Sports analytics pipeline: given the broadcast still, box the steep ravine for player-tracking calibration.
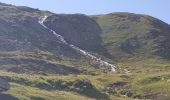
[38,16,116,72]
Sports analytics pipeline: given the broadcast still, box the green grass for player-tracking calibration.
[93,12,170,60]
[5,83,93,100]
[1,5,170,99]
[0,69,132,100]
[1,51,170,100]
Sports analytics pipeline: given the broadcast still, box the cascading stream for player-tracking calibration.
[38,16,116,72]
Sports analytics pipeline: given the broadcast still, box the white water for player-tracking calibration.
[38,16,116,72]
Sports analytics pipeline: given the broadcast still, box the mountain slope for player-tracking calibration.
[0,2,170,100]
[93,12,170,60]
[92,12,170,100]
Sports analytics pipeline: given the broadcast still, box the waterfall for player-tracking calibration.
[38,16,116,72]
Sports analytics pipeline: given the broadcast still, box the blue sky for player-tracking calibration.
[0,0,169,24]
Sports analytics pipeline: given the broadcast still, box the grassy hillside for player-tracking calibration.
[93,12,170,100]
[0,3,114,99]
[0,2,170,100]
[93,12,170,60]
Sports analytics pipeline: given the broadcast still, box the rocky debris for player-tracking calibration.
[0,78,10,92]
[106,81,142,99]
[107,81,128,91]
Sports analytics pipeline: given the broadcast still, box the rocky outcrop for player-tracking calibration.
[43,14,103,51]
[0,78,10,92]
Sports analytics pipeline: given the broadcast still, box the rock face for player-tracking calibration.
[0,78,10,92]
[39,16,116,72]
[44,14,104,52]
